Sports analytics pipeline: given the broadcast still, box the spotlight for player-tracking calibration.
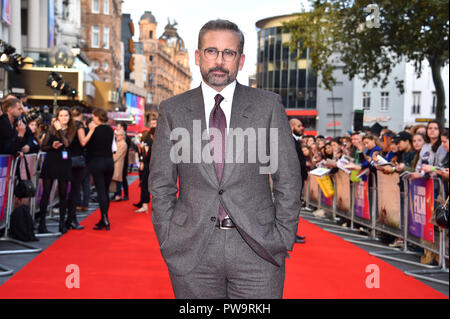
[46,71,77,99]
[0,41,25,73]
[61,84,77,98]
[46,72,65,91]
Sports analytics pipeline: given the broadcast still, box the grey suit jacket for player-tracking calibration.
[149,82,302,275]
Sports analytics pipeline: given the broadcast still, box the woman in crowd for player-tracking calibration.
[411,124,427,137]
[361,135,382,172]
[77,115,92,212]
[301,145,314,172]
[395,132,426,173]
[133,129,153,213]
[111,129,127,202]
[322,142,334,160]
[65,106,90,231]
[38,107,76,234]
[413,120,447,178]
[435,128,449,197]
[22,119,41,154]
[84,108,114,230]
[411,121,447,264]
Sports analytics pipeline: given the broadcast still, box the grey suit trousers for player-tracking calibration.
[168,226,285,299]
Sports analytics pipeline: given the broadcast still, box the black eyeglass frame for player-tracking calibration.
[202,47,239,62]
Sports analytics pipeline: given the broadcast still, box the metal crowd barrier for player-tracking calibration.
[304,168,449,286]
[0,154,42,259]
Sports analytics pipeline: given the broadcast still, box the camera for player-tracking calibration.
[18,106,41,124]
[17,105,52,126]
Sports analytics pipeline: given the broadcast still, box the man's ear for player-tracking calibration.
[238,53,245,71]
[195,49,200,66]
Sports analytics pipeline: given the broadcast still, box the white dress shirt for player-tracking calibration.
[201,80,236,136]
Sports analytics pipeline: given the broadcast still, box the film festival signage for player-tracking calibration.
[408,178,434,242]
[354,179,370,220]
[0,155,11,221]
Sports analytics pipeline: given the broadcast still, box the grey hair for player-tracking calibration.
[198,19,244,53]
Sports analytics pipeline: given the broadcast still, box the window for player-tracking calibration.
[327,97,343,102]
[91,60,99,71]
[149,31,153,39]
[362,92,371,110]
[380,92,389,111]
[103,27,109,49]
[103,0,109,15]
[103,61,109,71]
[412,91,421,114]
[431,91,437,114]
[92,0,100,13]
[92,25,100,48]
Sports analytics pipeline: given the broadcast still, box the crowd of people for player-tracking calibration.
[0,95,156,235]
[1,93,448,264]
[291,119,449,265]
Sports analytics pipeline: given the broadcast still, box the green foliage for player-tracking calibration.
[283,0,449,123]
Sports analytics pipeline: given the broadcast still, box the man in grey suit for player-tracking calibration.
[149,19,302,299]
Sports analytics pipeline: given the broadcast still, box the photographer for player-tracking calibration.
[0,98,27,156]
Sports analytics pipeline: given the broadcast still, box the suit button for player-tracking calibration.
[210,217,216,222]
[218,189,224,195]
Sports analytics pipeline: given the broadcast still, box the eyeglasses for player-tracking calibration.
[203,47,238,62]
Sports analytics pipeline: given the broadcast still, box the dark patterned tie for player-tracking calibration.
[209,94,227,222]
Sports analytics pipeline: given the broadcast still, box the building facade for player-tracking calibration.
[257,13,449,136]
[80,0,122,92]
[256,14,318,134]
[138,11,191,110]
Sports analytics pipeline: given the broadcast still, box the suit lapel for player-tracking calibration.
[186,86,220,187]
[186,83,252,187]
[220,82,251,186]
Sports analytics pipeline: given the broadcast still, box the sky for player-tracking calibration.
[121,0,309,89]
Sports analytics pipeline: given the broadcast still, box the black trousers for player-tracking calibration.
[139,168,150,204]
[121,158,129,197]
[88,157,114,218]
[39,179,69,225]
[67,166,89,223]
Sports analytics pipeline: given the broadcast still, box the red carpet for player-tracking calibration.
[0,180,447,299]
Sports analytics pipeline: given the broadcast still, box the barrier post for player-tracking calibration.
[0,155,42,256]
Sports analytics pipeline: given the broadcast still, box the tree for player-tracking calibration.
[283,0,449,125]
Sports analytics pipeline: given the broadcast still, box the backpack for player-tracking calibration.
[10,205,39,242]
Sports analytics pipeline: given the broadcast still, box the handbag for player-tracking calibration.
[435,196,449,229]
[14,156,36,199]
[71,155,86,168]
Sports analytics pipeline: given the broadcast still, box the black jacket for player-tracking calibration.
[0,113,27,156]
[293,136,308,184]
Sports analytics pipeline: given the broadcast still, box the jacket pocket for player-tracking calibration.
[256,204,276,225]
[170,211,188,227]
